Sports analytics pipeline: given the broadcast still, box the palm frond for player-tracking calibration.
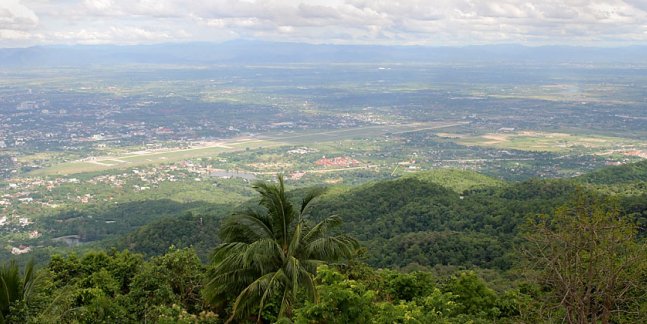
[242,238,284,271]
[204,267,261,304]
[306,235,359,261]
[210,242,250,264]
[228,270,286,322]
[221,210,274,243]
[0,260,20,314]
[300,187,327,215]
[207,175,359,322]
[21,259,38,303]
[302,215,343,244]
[0,259,40,321]
[278,286,292,319]
[256,270,287,321]
[285,257,300,301]
[254,175,295,247]
[287,222,302,257]
[299,259,324,275]
[298,266,318,304]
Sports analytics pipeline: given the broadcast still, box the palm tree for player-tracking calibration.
[205,175,359,322]
[0,259,38,323]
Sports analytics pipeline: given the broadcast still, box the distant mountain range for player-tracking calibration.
[1,40,647,67]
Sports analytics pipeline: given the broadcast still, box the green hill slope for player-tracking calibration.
[309,176,578,270]
[103,163,646,271]
[577,160,647,185]
[403,169,506,193]
[575,160,647,195]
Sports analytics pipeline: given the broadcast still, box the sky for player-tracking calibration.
[1,0,647,47]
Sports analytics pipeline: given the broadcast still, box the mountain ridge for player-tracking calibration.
[2,40,647,67]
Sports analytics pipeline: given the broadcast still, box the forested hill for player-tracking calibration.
[309,176,575,270]
[577,159,647,185]
[3,163,646,323]
[109,165,647,271]
[575,159,647,195]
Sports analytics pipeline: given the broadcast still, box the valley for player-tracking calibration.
[0,60,646,323]
[2,62,647,262]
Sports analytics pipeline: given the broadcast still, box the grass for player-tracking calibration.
[30,139,282,176]
[441,131,641,153]
[16,152,66,163]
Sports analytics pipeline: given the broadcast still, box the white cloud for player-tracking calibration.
[625,0,647,11]
[83,0,113,11]
[5,0,647,46]
[51,26,183,44]
[0,0,39,30]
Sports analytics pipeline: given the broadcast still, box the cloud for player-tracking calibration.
[298,4,342,20]
[624,0,647,11]
[0,0,39,30]
[51,26,185,44]
[3,0,647,46]
[539,5,580,20]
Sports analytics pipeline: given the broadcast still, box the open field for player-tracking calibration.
[29,139,280,176]
[31,121,465,176]
[439,131,643,153]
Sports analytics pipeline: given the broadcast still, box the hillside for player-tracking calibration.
[309,177,578,270]
[402,169,505,193]
[575,160,647,195]
[104,163,646,271]
[3,162,646,323]
[577,160,647,185]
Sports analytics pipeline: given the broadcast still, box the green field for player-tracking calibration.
[29,139,280,176]
[440,131,642,153]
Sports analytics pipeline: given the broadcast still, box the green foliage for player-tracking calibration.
[5,161,647,323]
[577,159,647,185]
[42,199,209,244]
[576,160,647,195]
[294,265,375,324]
[310,177,579,270]
[127,247,206,320]
[37,250,142,323]
[35,248,210,323]
[522,192,647,323]
[44,162,647,275]
[372,301,425,324]
[154,304,221,324]
[378,270,435,302]
[114,208,230,260]
[204,175,359,322]
[294,265,524,324]
[404,169,505,193]
[444,271,499,318]
[126,263,178,320]
[0,259,40,323]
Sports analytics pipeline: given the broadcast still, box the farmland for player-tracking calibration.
[441,131,645,153]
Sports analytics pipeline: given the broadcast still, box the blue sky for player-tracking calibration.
[1,0,647,47]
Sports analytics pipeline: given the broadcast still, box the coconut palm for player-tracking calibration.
[205,175,359,322]
[0,259,38,324]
